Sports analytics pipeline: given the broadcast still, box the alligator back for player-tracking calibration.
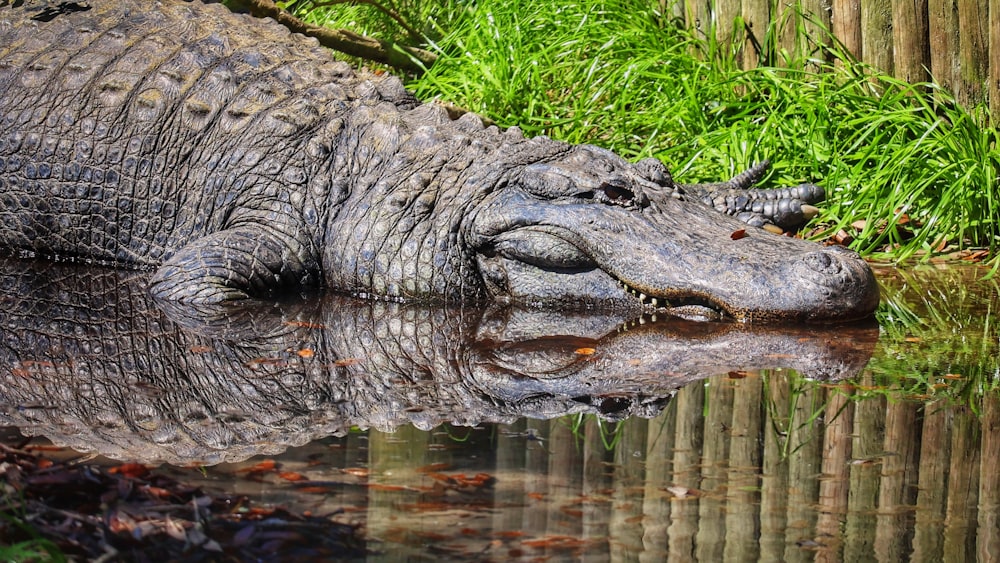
[0,0,409,266]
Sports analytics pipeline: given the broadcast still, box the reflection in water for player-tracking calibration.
[0,258,875,464]
[1,260,997,560]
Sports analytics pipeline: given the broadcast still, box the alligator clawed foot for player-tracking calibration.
[676,161,825,232]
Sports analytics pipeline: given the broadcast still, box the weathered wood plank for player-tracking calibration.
[860,0,893,74]
[892,0,931,83]
[677,0,994,116]
[992,0,1000,118]
[956,0,989,107]
[740,0,770,67]
[832,0,862,59]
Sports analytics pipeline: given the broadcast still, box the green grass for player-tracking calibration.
[292,0,1000,267]
[0,513,66,563]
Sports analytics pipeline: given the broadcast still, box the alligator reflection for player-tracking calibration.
[0,259,877,465]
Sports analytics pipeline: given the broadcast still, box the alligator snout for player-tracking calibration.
[793,245,880,322]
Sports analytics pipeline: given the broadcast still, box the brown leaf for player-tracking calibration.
[246,460,277,472]
[416,462,452,474]
[730,229,747,240]
[296,485,337,494]
[109,463,150,479]
[833,229,854,245]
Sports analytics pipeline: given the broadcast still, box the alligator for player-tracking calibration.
[0,0,880,322]
[0,258,878,464]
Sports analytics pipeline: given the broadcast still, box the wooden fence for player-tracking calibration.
[664,0,1000,117]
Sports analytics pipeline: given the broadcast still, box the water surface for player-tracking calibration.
[0,259,996,560]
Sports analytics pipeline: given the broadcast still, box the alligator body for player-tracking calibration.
[0,0,879,321]
[0,259,877,464]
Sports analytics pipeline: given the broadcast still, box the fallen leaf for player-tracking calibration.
[833,229,854,245]
[575,347,596,355]
[109,463,149,479]
[238,460,277,473]
[296,348,315,358]
[366,483,410,492]
[730,229,747,240]
[295,485,336,494]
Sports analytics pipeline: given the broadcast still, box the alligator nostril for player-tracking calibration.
[803,250,841,274]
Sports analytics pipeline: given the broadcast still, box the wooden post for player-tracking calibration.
[978,394,1000,562]
[911,403,952,561]
[943,407,982,562]
[724,374,763,562]
[956,0,989,107]
[814,389,854,563]
[843,392,886,562]
[992,0,1000,119]
[892,0,931,84]
[928,0,960,95]
[832,0,862,59]
[741,0,771,68]
[696,377,734,562]
[861,0,894,75]
[874,400,922,561]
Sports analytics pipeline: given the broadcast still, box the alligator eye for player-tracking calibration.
[601,183,634,202]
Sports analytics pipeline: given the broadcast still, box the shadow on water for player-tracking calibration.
[0,258,996,560]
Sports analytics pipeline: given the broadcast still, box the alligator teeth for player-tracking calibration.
[650,297,658,307]
[639,292,647,302]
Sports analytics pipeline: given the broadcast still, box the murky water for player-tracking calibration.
[1,259,997,560]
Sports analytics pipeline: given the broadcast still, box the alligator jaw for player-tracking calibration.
[476,229,734,322]
[616,279,730,322]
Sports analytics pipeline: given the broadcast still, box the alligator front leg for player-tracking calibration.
[149,226,318,303]
[676,161,824,231]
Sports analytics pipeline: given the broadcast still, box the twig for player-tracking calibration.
[232,0,436,74]
[311,0,424,44]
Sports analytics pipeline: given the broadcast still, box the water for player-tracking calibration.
[0,259,997,560]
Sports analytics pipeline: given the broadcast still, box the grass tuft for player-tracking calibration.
[295,0,1000,266]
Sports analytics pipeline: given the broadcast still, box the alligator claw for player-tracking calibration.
[678,162,824,231]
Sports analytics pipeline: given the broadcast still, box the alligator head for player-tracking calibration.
[468,145,880,322]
